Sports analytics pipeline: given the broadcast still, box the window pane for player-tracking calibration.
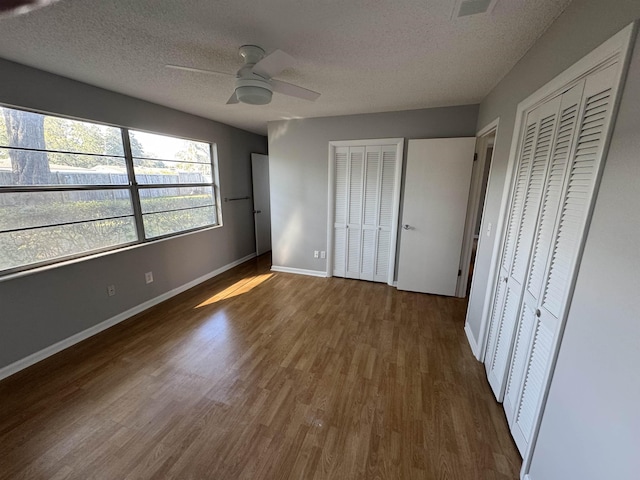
[0,149,128,186]
[143,206,216,239]
[0,190,134,232]
[129,130,211,163]
[0,106,124,155]
[133,159,212,184]
[0,217,137,273]
[139,186,214,214]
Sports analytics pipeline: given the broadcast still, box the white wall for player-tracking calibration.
[267,105,478,274]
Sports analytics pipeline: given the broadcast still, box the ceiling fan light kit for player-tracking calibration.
[235,80,273,105]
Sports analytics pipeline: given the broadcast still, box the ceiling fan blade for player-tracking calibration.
[165,64,234,77]
[226,91,239,104]
[252,50,295,79]
[271,79,321,102]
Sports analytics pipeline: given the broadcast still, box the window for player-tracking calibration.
[0,105,220,275]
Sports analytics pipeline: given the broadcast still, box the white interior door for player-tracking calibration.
[251,153,271,256]
[396,138,476,296]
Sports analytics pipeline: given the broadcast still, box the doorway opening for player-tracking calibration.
[455,122,498,298]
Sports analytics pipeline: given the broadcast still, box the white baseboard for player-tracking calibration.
[464,322,481,361]
[270,265,328,278]
[0,252,256,382]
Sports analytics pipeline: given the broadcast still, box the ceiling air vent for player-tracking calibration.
[451,0,498,18]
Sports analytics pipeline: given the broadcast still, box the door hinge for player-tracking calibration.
[473,153,478,162]
[458,269,462,276]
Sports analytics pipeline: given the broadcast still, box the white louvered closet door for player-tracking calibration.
[373,145,397,282]
[345,147,365,279]
[332,143,399,283]
[485,97,563,400]
[484,109,539,395]
[503,80,585,427]
[332,147,349,277]
[360,147,381,281]
[506,64,619,455]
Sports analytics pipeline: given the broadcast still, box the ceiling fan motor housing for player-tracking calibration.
[235,47,273,105]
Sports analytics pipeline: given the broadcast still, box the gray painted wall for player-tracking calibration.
[466,0,640,342]
[267,105,479,273]
[0,59,267,369]
[528,30,640,480]
[468,0,640,478]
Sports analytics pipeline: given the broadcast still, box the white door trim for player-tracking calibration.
[456,117,500,299]
[473,22,636,480]
[326,138,404,286]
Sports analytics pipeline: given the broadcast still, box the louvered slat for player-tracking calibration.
[378,151,396,228]
[542,89,611,316]
[346,228,361,275]
[348,150,364,225]
[360,229,375,278]
[363,150,380,226]
[333,227,346,276]
[501,122,537,271]
[334,149,348,225]
[485,278,507,377]
[511,114,557,281]
[504,302,536,421]
[490,285,519,374]
[375,230,391,279]
[516,321,553,438]
[527,103,579,296]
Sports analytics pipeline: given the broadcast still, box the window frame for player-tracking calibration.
[0,104,222,278]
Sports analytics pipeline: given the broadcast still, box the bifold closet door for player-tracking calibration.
[502,80,585,426]
[332,144,398,283]
[505,64,619,455]
[360,146,398,282]
[332,146,364,278]
[484,97,563,399]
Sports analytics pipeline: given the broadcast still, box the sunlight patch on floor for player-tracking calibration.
[195,273,274,308]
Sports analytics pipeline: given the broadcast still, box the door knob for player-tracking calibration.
[403,224,411,230]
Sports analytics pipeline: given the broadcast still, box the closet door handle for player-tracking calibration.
[535,309,541,318]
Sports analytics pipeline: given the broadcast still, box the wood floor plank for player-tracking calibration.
[0,254,520,479]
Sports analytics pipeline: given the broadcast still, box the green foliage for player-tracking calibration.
[43,118,123,168]
[0,195,216,272]
[0,114,8,153]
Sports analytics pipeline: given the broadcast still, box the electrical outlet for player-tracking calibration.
[314,250,319,258]
[107,285,116,297]
[320,251,326,259]
[145,271,154,284]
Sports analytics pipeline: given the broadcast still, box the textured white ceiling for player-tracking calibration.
[0,0,571,135]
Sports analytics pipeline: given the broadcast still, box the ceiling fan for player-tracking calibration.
[166,45,321,106]
[0,0,59,17]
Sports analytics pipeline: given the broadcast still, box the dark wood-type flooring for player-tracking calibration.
[0,254,520,479]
